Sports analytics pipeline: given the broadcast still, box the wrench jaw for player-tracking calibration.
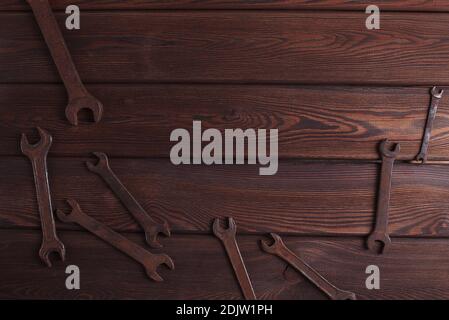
[415,153,426,163]
[366,232,391,254]
[379,139,400,159]
[159,220,171,238]
[55,199,83,223]
[66,95,103,126]
[431,86,444,99]
[143,221,171,249]
[212,217,237,241]
[144,254,175,282]
[20,127,53,158]
[260,233,284,255]
[39,237,66,268]
[86,152,111,175]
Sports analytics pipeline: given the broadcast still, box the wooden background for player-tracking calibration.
[1,0,449,300]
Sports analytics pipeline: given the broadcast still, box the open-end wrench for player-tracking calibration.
[261,233,356,300]
[415,86,444,163]
[86,152,170,248]
[27,0,103,125]
[367,139,400,254]
[21,127,65,267]
[56,199,174,282]
[212,217,256,300]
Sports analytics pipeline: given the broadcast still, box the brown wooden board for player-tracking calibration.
[1,0,448,11]
[4,12,449,85]
[2,157,449,237]
[2,84,449,160]
[1,229,449,300]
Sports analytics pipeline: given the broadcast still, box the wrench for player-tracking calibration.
[367,139,400,254]
[212,217,256,300]
[261,233,356,300]
[56,199,174,282]
[415,86,444,163]
[27,0,103,126]
[86,152,170,248]
[21,127,65,267]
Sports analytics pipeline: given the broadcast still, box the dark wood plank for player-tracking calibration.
[1,229,449,299]
[2,157,449,237]
[2,84,449,160]
[0,230,326,300]
[1,0,447,11]
[4,12,449,85]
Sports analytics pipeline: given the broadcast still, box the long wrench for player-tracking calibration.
[212,217,256,300]
[21,127,65,267]
[415,86,444,163]
[261,233,356,300]
[367,139,400,254]
[86,152,170,248]
[27,0,103,125]
[56,199,174,282]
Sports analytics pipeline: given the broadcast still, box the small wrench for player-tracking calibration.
[56,199,174,282]
[21,127,65,267]
[415,86,444,163]
[86,152,170,248]
[27,0,103,125]
[212,217,256,300]
[261,233,356,300]
[367,139,400,254]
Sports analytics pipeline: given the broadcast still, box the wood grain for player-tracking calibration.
[1,229,449,300]
[4,12,449,85]
[1,0,447,11]
[0,230,325,300]
[2,157,449,237]
[2,84,449,160]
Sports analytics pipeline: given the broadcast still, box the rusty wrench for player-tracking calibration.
[86,152,170,248]
[27,0,103,125]
[212,217,256,300]
[415,86,444,163]
[56,199,174,282]
[261,233,356,300]
[21,127,65,267]
[367,139,400,254]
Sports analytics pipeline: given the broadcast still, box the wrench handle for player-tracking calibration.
[375,157,395,232]
[222,238,257,300]
[416,94,441,162]
[30,157,56,241]
[97,168,158,228]
[72,210,154,263]
[278,246,345,300]
[27,0,87,99]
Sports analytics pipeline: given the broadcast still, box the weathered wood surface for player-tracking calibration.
[4,12,449,85]
[2,1,449,301]
[1,0,447,11]
[1,229,448,300]
[2,85,449,160]
[2,157,449,237]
